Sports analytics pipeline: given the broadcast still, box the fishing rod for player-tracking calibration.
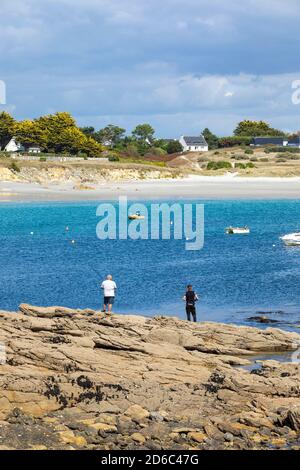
[64,227,103,279]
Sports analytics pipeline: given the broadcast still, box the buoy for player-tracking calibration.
[71,240,76,244]
[30,232,34,235]
[65,226,69,232]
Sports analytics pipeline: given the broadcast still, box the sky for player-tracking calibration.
[1,0,300,137]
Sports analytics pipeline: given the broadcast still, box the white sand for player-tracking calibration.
[0,175,299,202]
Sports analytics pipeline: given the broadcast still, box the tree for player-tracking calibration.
[95,124,126,146]
[166,140,183,154]
[80,126,95,137]
[36,112,77,151]
[132,123,155,142]
[234,120,285,137]
[202,128,219,150]
[0,112,16,149]
[15,120,48,149]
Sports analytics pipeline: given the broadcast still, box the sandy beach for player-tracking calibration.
[0,175,299,202]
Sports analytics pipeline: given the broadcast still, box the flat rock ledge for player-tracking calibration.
[0,304,299,451]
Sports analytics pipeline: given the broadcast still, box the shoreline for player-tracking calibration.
[0,175,300,202]
[1,304,299,450]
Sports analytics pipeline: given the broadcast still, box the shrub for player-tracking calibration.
[166,140,183,154]
[40,156,47,162]
[207,161,232,171]
[261,158,269,162]
[250,157,258,162]
[277,158,287,163]
[235,163,246,169]
[245,149,254,155]
[9,161,21,173]
[233,154,248,160]
[108,155,120,162]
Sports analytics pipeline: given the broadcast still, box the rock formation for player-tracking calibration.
[0,304,299,450]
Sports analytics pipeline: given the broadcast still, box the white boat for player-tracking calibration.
[128,212,145,221]
[226,226,250,235]
[280,232,300,246]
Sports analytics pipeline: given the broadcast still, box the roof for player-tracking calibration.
[252,137,286,145]
[288,136,300,144]
[182,135,208,146]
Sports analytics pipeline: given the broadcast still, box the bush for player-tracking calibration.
[265,146,300,154]
[145,147,167,157]
[166,140,183,154]
[261,158,269,162]
[245,149,254,155]
[250,157,258,162]
[235,163,246,169]
[214,151,220,155]
[39,156,47,162]
[108,155,120,162]
[233,154,248,160]
[207,161,232,171]
[277,158,287,163]
[9,161,21,173]
[235,162,255,170]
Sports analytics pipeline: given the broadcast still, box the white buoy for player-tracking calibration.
[30,232,34,235]
[71,240,76,244]
[65,226,69,232]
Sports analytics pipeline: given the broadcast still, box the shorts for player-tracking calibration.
[104,296,115,306]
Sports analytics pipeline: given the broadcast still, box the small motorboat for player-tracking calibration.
[226,226,250,235]
[280,232,300,246]
[128,211,145,221]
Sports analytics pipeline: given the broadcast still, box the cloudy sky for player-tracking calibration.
[1,0,300,136]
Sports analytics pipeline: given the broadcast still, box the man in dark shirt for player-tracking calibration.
[183,285,199,322]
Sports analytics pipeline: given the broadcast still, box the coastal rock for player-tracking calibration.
[0,305,299,450]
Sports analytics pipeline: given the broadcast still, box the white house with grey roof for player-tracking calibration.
[179,135,208,152]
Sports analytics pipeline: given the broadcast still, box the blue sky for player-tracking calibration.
[1,0,300,136]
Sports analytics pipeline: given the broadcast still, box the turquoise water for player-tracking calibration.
[0,200,299,332]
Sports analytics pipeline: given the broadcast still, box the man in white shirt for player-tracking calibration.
[101,275,117,314]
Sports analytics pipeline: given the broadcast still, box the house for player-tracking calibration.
[28,146,41,154]
[179,135,208,152]
[287,136,300,148]
[4,137,25,152]
[251,137,288,147]
[4,137,41,154]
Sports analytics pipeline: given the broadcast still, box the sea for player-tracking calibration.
[0,199,299,333]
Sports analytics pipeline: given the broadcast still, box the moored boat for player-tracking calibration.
[225,226,250,235]
[280,232,300,246]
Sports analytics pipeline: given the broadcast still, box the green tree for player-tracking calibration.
[80,126,95,137]
[202,128,219,150]
[0,112,16,149]
[36,112,77,151]
[132,123,155,142]
[95,124,126,146]
[234,120,285,137]
[15,120,48,149]
[166,140,183,154]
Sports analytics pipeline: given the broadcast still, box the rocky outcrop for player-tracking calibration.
[0,305,299,450]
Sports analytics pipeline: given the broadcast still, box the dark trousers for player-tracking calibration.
[186,305,197,322]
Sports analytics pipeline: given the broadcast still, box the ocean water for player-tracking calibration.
[0,199,299,333]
